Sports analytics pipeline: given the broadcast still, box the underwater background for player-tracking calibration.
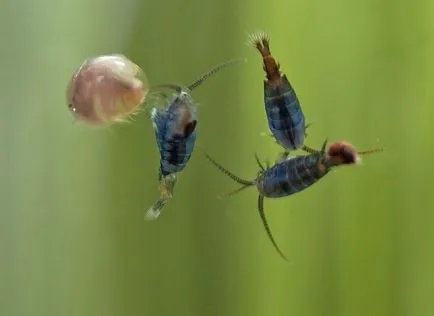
[1,0,434,315]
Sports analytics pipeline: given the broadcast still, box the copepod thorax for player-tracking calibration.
[67,54,149,126]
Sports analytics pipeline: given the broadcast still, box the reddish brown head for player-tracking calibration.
[66,54,149,126]
[326,141,361,167]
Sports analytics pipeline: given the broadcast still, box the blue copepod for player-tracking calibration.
[145,58,244,220]
[203,141,381,260]
[67,54,149,126]
[248,31,313,160]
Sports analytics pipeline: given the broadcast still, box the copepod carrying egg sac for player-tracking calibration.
[67,54,149,126]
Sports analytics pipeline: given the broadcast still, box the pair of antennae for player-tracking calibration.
[203,150,288,261]
[203,142,383,261]
[302,144,384,156]
[202,150,256,200]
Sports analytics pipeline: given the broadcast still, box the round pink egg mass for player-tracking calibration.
[67,54,149,126]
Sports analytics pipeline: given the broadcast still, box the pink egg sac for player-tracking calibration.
[67,54,149,126]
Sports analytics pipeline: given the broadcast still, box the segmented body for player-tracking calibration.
[250,31,307,152]
[257,152,328,198]
[145,58,244,220]
[264,75,306,151]
[152,91,197,178]
[203,139,366,261]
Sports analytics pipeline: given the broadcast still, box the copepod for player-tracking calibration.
[145,58,244,220]
[248,31,313,160]
[203,141,382,261]
[67,54,149,126]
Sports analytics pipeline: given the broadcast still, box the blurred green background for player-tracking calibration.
[1,0,434,315]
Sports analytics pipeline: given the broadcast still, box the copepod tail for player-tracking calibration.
[144,197,170,220]
[247,30,270,50]
[247,30,281,83]
[187,58,245,91]
[144,173,177,220]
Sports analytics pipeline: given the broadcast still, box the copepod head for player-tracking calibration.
[326,141,360,166]
[67,54,149,126]
[145,84,195,115]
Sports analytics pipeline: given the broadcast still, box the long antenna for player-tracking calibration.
[203,151,254,186]
[257,195,288,261]
[147,58,245,104]
[188,58,245,91]
[302,144,384,156]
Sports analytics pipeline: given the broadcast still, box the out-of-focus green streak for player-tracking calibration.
[1,0,434,315]
[1,0,141,315]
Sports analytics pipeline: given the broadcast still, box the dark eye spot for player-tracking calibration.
[183,120,197,137]
[341,147,357,164]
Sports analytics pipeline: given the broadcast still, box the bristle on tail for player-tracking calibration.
[247,30,281,82]
[326,141,360,166]
[144,174,177,221]
[247,30,270,48]
[145,198,169,220]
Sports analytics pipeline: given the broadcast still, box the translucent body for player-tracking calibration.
[145,91,198,221]
[145,59,243,220]
[67,54,149,126]
[152,91,198,178]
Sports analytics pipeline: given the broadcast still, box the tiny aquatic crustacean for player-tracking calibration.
[204,140,381,261]
[248,31,312,160]
[67,54,149,126]
[145,58,244,221]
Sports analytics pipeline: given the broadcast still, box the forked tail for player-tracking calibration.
[144,174,177,220]
[247,30,281,83]
[145,197,170,220]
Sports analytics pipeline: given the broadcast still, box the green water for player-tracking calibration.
[1,0,434,315]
